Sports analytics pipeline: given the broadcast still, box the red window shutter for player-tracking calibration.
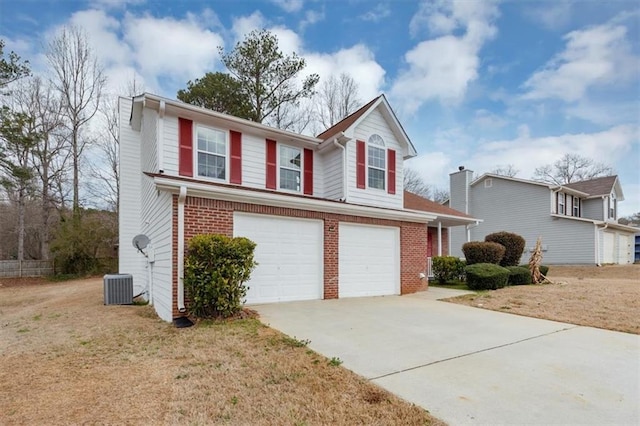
[178,118,193,177]
[303,148,313,195]
[265,139,277,189]
[230,130,242,184]
[387,149,396,194]
[356,140,365,189]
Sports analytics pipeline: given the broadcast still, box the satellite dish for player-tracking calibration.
[132,234,150,252]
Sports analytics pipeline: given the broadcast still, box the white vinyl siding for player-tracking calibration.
[162,115,179,174]
[322,148,343,200]
[347,108,403,209]
[118,98,143,293]
[450,177,596,264]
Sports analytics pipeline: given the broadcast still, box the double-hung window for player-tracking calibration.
[368,134,385,190]
[279,145,301,191]
[557,192,565,215]
[197,126,226,180]
[609,192,616,219]
[572,196,580,217]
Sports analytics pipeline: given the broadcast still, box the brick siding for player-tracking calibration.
[171,195,428,318]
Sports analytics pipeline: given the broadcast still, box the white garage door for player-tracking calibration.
[233,213,323,304]
[339,223,399,298]
[617,234,631,264]
[602,232,615,264]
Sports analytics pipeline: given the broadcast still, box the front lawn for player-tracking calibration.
[0,277,442,425]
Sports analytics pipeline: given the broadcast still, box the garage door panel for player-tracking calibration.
[339,223,399,298]
[234,213,323,304]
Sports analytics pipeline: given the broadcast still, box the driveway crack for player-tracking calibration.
[369,325,579,381]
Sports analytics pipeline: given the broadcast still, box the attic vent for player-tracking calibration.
[104,274,133,305]
[484,178,493,188]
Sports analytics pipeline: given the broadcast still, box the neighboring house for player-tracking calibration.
[448,168,639,265]
[118,93,473,322]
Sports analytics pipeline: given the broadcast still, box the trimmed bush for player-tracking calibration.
[465,263,510,290]
[184,234,257,319]
[506,266,532,285]
[432,256,466,284]
[485,232,526,266]
[462,241,505,265]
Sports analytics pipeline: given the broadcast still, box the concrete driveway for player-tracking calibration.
[252,290,640,425]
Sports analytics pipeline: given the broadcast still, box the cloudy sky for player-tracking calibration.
[1,0,638,215]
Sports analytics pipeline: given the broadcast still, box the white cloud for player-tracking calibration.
[68,9,131,67]
[123,14,223,88]
[305,44,385,101]
[300,9,325,31]
[392,0,500,113]
[473,109,508,129]
[231,11,266,42]
[525,0,573,30]
[270,0,303,13]
[522,23,639,102]
[405,151,453,191]
[360,3,391,23]
[90,0,145,9]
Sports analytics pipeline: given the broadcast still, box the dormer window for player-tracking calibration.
[367,134,386,190]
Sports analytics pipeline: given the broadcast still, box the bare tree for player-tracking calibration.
[432,188,450,204]
[533,153,615,185]
[46,25,106,216]
[315,73,360,129]
[17,77,68,259]
[491,164,519,177]
[403,168,432,199]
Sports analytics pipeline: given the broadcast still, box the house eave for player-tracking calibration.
[152,175,436,223]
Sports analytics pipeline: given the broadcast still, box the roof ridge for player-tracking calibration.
[316,95,382,140]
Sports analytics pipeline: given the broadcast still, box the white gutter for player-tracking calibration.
[333,138,348,202]
[154,175,435,223]
[157,99,165,172]
[437,222,442,256]
[177,186,187,313]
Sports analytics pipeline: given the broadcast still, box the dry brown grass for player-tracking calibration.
[0,278,443,425]
[448,265,640,334]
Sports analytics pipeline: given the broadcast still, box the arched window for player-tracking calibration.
[367,134,386,189]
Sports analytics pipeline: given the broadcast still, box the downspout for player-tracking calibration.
[177,186,187,313]
[157,100,165,173]
[437,222,442,256]
[333,138,348,202]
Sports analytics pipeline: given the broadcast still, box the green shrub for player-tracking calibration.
[465,263,510,290]
[432,256,466,283]
[506,266,532,285]
[184,234,257,319]
[485,232,526,267]
[462,241,505,265]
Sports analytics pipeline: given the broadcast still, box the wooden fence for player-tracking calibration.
[0,260,54,278]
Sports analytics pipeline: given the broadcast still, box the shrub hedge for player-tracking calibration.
[465,263,510,290]
[462,241,505,265]
[432,256,466,283]
[506,266,532,285]
[184,234,257,318]
[485,231,526,267]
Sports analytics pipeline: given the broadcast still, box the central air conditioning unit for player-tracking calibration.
[104,274,133,305]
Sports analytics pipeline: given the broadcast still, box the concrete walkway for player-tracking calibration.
[252,295,639,425]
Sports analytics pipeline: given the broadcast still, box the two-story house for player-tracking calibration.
[448,167,638,265]
[119,93,476,322]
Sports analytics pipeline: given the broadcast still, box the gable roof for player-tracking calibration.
[316,96,380,140]
[403,191,478,227]
[316,94,417,158]
[564,176,619,197]
[471,173,590,197]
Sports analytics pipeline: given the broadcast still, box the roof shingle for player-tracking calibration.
[316,95,381,140]
[403,191,473,218]
[563,176,617,196]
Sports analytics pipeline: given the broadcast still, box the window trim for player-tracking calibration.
[366,134,386,191]
[572,196,580,217]
[278,143,303,193]
[195,124,228,182]
[557,192,565,215]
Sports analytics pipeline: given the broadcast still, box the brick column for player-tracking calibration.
[323,217,339,299]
